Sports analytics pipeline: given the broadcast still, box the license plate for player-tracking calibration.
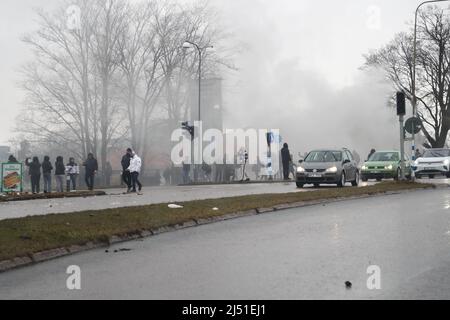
[309,173,322,178]
[371,171,380,174]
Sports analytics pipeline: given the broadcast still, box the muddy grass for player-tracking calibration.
[0,181,434,262]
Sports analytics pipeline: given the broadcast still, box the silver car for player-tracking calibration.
[296,149,359,188]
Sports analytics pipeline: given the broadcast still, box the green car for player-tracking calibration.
[361,150,411,181]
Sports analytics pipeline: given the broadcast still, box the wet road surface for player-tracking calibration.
[1,188,449,299]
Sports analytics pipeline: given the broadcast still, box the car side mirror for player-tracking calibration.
[298,159,304,164]
[343,159,350,164]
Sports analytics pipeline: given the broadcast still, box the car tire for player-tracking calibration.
[376,178,382,182]
[446,172,450,178]
[351,171,359,187]
[314,184,320,188]
[361,176,368,182]
[337,172,345,188]
[429,175,435,179]
[296,182,304,188]
[416,174,422,179]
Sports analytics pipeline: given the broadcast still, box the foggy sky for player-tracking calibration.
[0,0,429,155]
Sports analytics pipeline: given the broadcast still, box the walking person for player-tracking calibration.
[121,148,132,192]
[127,151,142,194]
[83,153,98,191]
[42,156,53,193]
[367,149,376,161]
[281,143,292,180]
[105,161,113,186]
[25,157,41,194]
[54,156,65,193]
[65,157,79,192]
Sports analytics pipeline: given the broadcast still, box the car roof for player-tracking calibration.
[374,150,399,153]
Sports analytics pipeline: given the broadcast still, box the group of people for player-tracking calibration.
[121,148,143,194]
[22,154,98,194]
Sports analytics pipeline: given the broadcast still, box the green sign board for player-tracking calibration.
[1,163,23,193]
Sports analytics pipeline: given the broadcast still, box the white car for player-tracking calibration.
[413,148,450,178]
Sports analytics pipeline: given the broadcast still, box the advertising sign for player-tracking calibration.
[1,163,23,193]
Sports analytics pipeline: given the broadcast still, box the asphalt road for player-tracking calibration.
[0,181,376,220]
[1,187,450,300]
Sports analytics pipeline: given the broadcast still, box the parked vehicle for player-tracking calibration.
[296,148,359,188]
[360,150,411,181]
[413,148,450,179]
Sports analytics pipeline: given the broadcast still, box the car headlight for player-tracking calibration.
[297,167,305,173]
[326,166,338,173]
[444,159,450,166]
[361,165,367,170]
[385,165,393,170]
[414,160,419,166]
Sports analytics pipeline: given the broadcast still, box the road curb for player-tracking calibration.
[0,185,439,273]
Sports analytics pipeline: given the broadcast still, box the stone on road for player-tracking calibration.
[1,188,450,299]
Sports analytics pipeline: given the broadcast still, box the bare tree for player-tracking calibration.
[365,7,450,148]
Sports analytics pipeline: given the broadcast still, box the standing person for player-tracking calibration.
[8,155,18,163]
[25,157,41,194]
[42,156,53,193]
[65,157,79,192]
[83,153,98,191]
[127,151,142,194]
[367,149,376,161]
[415,148,422,160]
[121,148,132,192]
[54,156,65,193]
[281,143,292,180]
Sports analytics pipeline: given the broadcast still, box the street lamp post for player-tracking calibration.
[182,41,213,182]
[412,0,450,179]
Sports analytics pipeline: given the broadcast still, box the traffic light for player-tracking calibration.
[396,92,406,116]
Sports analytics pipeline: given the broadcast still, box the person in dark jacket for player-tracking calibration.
[367,149,376,161]
[25,157,41,194]
[42,156,53,193]
[121,148,133,192]
[281,143,292,180]
[83,153,98,191]
[54,156,65,193]
[8,155,18,163]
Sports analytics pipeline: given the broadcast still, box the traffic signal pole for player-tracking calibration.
[399,115,406,181]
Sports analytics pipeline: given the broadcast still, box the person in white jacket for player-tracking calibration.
[127,152,142,193]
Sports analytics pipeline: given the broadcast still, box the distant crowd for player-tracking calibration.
[6,148,143,194]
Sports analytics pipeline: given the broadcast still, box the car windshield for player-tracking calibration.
[369,152,399,162]
[305,151,342,163]
[423,149,450,158]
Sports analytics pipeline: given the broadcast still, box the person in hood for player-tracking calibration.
[121,148,133,192]
[8,155,18,163]
[367,149,376,161]
[25,156,41,194]
[54,156,65,193]
[127,151,142,193]
[66,157,79,192]
[83,153,98,191]
[42,156,53,193]
[281,143,292,180]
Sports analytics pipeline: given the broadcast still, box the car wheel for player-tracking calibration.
[376,178,382,182]
[337,172,345,188]
[361,176,368,182]
[429,175,435,179]
[296,182,304,188]
[446,172,450,179]
[415,174,422,179]
[351,171,359,187]
[314,184,320,188]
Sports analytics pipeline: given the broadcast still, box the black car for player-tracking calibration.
[296,148,359,188]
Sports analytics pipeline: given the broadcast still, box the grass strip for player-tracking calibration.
[0,181,433,261]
